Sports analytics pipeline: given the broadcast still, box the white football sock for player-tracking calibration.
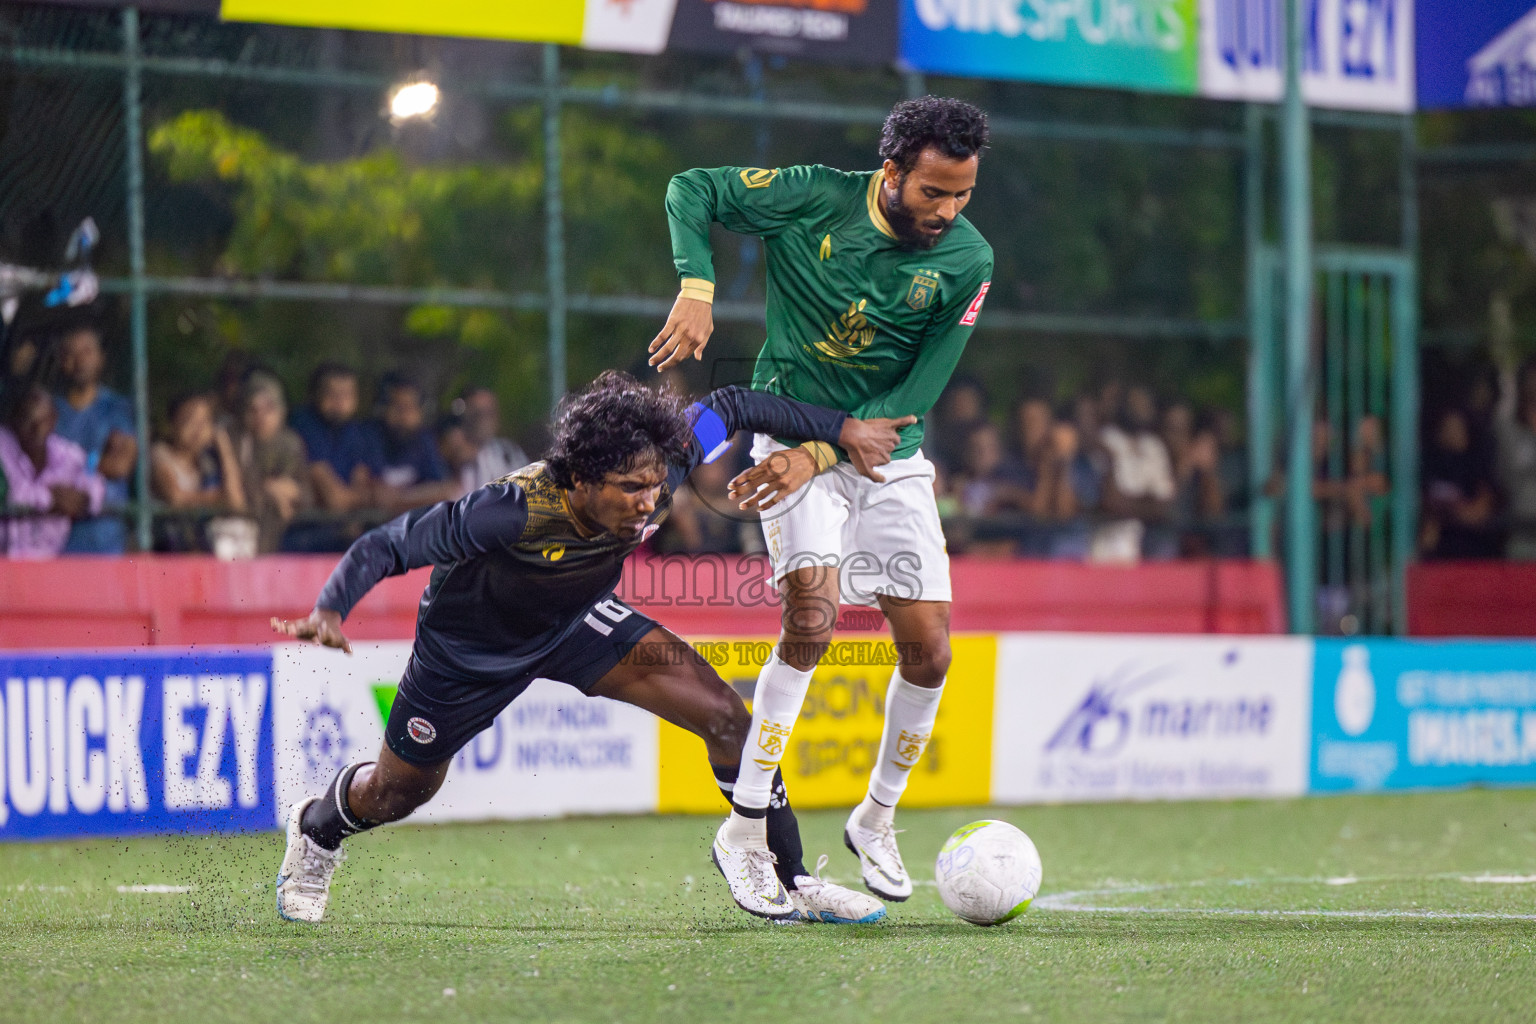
[867,669,945,809]
[732,651,813,813]
[721,809,767,850]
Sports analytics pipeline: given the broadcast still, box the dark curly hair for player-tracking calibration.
[879,95,990,176]
[544,370,692,489]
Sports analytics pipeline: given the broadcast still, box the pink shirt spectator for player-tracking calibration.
[0,427,105,558]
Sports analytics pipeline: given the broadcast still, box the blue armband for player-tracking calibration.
[689,403,733,464]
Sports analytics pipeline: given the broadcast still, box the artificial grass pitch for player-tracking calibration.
[2,790,1533,1023]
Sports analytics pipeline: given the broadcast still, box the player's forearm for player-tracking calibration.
[315,524,400,620]
[666,170,719,295]
[701,386,846,449]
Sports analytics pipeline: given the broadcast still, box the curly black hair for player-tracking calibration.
[544,370,692,489]
[879,95,990,176]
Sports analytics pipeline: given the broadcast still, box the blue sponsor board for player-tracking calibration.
[1312,639,1536,793]
[1418,1,1536,109]
[0,649,275,840]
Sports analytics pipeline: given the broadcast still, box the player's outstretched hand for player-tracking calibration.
[270,608,352,654]
[648,295,714,371]
[840,414,917,483]
[729,446,817,513]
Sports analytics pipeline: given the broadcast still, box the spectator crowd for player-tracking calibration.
[7,318,1536,568]
[0,318,528,558]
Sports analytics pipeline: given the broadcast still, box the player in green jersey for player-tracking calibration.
[649,97,994,902]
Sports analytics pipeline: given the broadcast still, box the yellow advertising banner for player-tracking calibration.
[221,0,586,45]
[658,633,997,814]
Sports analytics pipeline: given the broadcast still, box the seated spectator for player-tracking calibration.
[53,320,136,553]
[928,375,988,476]
[371,373,456,513]
[434,413,478,497]
[953,420,1026,519]
[1421,407,1501,559]
[456,385,528,489]
[1070,393,1111,504]
[150,393,246,551]
[0,384,104,558]
[1498,357,1536,560]
[1162,401,1225,555]
[237,371,312,554]
[290,363,383,515]
[213,350,256,434]
[1098,385,1176,560]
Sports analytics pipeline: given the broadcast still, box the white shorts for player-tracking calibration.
[752,435,952,608]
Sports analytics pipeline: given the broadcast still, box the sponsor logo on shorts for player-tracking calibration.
[406,717,437,744]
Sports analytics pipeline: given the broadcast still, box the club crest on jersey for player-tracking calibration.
[739,168,779,189]
[816,299,876,360]
[906,272,940,311]
[406,717,437,744]
[541,543,566,561]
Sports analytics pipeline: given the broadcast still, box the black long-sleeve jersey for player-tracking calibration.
[313,386,846,681]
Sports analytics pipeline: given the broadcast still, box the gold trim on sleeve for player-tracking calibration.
[799,441,839,473]
[678,278,715,303]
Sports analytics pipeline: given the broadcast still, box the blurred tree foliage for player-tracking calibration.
[145,102,677,436]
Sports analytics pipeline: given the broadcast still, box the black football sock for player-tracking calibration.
[300,761,380,850]
[711,763,808,889]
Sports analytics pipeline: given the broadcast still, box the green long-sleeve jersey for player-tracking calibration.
[666,163,993,460]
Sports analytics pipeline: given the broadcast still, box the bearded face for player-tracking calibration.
[880,149,978,251]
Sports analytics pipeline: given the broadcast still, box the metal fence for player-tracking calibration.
[0,2,1436,633]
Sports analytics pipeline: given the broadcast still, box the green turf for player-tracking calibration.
[2,790,1534,1023]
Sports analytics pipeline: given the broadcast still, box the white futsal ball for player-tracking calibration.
[933,819,1043,926]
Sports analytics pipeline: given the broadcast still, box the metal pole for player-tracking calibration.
[122,7,152,552]
[1282,0,1316,634]
[1244,103,1274,559]
[542,44,567,413]
[1392,114,1420,635]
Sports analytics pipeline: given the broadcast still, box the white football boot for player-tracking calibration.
[786,855,886,924]
[843,809,913,902]
[276,797,345,923]
[710,818,794,920]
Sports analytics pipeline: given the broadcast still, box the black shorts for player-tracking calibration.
[384,595,659,766]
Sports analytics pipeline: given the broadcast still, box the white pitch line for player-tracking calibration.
[1034,877,1536,922]
[116,885,191,894]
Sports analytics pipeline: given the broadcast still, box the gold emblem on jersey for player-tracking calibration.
[906,272,940,311]
[816,299,876,360]
[819,234,832,260]
[541,543,566,561]
[739,168,779,189]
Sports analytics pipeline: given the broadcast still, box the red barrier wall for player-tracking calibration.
[1408,563,1536,637]
[0,554,1285,648]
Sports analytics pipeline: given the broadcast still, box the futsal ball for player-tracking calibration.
[933,819,1043,926]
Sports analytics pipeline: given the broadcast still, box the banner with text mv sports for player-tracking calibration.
[221,0,681,54]
[0,649,275,840]
[900,0,1413,111]
[899,0,1201,95]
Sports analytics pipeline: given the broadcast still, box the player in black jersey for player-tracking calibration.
[272,371,913,924]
